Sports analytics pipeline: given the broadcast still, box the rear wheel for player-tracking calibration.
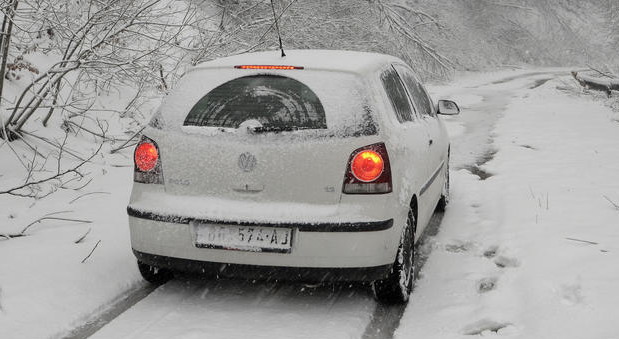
[137,260,173,284]
[373,209,415,304]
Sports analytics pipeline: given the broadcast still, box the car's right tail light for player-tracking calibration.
[134,136,163,184]
[343,142,392,194]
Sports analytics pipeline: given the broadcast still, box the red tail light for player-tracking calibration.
[134,136,163,184]
[343,143,392,194]
[351,150,384,182]
[135,142,158,172]
[234,65,304,70]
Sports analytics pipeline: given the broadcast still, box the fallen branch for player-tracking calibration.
[81,240,101,263]
[74,228,92,244]
[603,195,619,211]
[21,215,92,234]
[571,71,619,96]
[565,237,598,245]
[61,177,93,191]
[69,191,111,204]
[1,211,92,239]
[0,143,102,197]
[586,65,616,79]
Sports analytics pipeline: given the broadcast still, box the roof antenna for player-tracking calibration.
[270,0,286,57]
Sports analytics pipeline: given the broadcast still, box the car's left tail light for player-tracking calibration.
[134,136,163,184]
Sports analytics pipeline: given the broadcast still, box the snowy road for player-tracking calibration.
[87,279,375,339]
[71,213,445,339]
[66,71,581,339]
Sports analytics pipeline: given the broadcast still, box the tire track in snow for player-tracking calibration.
[84,278,375,339]
[62,282,160,339]
[362,212,444,339]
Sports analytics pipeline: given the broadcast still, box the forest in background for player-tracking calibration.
[211,0,618,79]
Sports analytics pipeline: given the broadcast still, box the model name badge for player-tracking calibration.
[169,178,190,186]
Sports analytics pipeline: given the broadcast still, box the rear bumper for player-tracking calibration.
[127,206,402,276]
[127,206,393,232]
[134,250,392,282]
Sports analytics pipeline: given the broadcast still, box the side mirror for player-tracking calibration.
[437,100,460,115]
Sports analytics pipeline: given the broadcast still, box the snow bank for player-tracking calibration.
[0,163,142,339]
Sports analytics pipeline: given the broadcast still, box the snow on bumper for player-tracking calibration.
[127,205,400,277]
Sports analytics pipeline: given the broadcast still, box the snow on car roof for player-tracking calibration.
[191,49,403,75]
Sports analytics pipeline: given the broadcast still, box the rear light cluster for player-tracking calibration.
[343,142,392,194]
[134,136,163,184]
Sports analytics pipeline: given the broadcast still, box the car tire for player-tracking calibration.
[372,209,415,304]
[437,157,450,212]
[137,260,173,284]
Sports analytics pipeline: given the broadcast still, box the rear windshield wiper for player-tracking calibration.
[249,125,310,134]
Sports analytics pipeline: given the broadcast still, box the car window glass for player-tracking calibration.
[380,68,415,123]
[184,75,327,130]
[394,65,435,118]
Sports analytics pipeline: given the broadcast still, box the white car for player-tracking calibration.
[128,50,459,304]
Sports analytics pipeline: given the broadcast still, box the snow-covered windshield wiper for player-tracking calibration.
[249,125,310,134]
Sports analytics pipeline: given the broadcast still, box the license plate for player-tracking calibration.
[193,223,293,253]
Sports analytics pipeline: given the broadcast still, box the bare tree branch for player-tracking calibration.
[81,240,101,263]
[0,142,102,197]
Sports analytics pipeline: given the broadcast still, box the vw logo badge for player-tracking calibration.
[238,152,257,172]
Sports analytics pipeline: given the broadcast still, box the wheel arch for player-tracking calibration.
[409,195,418,233]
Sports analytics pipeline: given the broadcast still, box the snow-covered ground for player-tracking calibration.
[397,71,619,338]
[1,69,618,339]
[0,118,144,338]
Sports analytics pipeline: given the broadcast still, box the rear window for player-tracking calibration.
[184,75,327,130]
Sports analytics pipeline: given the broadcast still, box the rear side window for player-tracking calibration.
[380,68,415,123]
[184,75,327,130]
[394,65,435,118]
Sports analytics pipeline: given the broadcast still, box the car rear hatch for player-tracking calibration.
[157,67,380,206]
